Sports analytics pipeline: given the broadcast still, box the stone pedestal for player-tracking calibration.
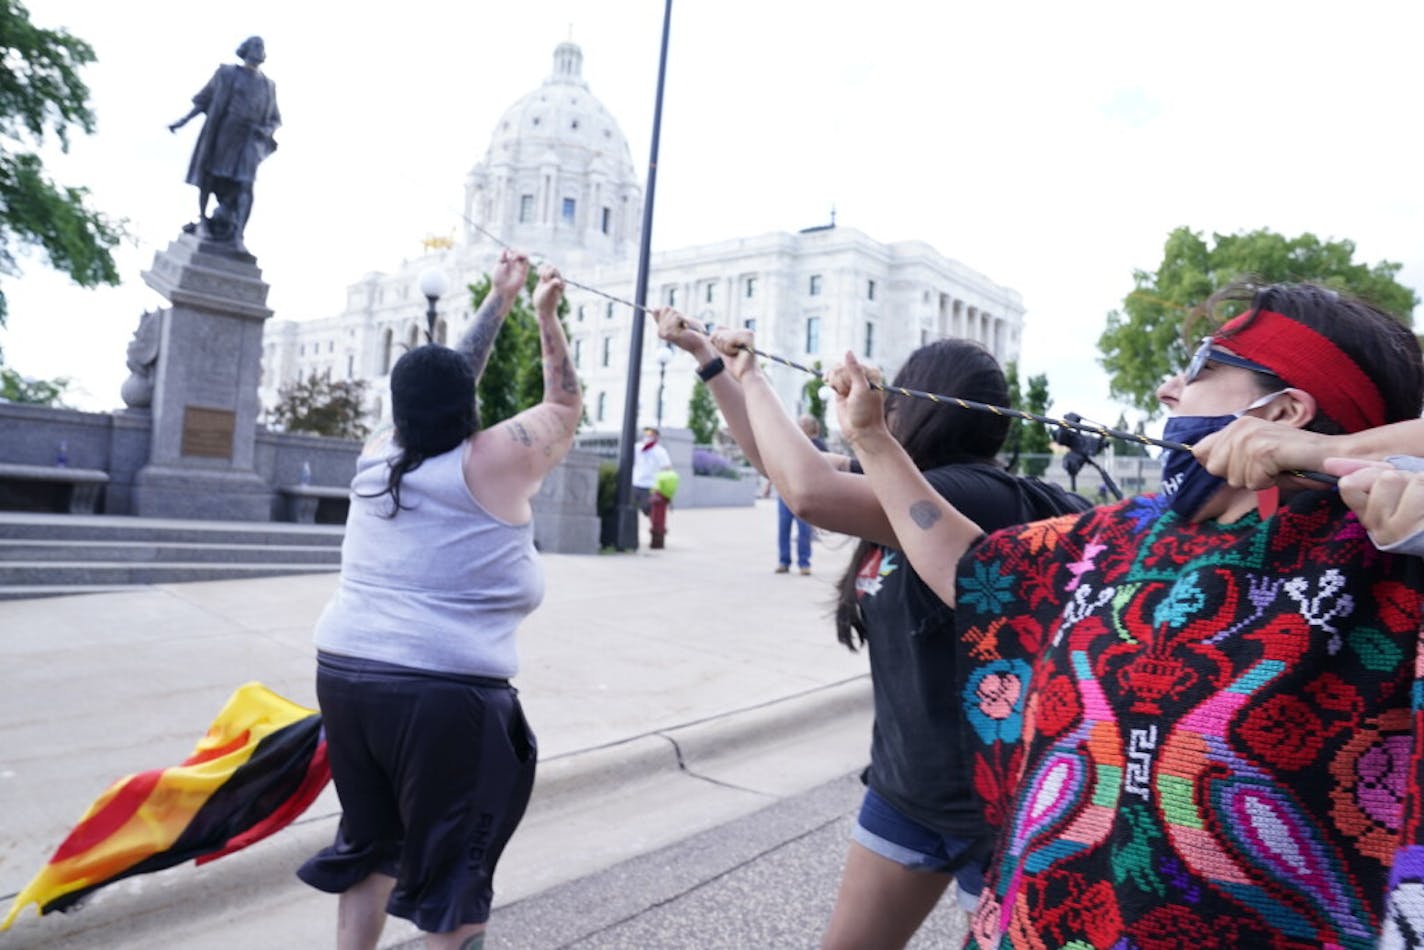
[132,233,274,521]
[531,449,601,554]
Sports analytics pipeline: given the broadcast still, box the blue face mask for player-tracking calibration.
[1159,391,1287,519]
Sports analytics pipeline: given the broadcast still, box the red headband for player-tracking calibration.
[1217,309,1385,433]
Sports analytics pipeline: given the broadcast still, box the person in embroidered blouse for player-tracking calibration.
[656,307,1087,949]
[827,282,1424,949]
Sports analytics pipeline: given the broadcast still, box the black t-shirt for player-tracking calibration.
[853,463,1035,839]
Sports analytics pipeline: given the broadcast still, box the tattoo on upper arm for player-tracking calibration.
[506,420,533,447]
[909,500,943,530]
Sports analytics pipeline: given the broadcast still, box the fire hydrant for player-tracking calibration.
[649,490,670,549]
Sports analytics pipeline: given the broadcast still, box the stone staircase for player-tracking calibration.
[0,512,343,600]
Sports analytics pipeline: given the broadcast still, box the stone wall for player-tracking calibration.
[0,403,601,552]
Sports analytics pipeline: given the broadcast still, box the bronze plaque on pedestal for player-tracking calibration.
[181,406,236,459]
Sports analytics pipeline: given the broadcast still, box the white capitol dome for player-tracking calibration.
[462,41,642,265]
[486,42,635,178]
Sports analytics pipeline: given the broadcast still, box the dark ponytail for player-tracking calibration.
[832,338,1011,651]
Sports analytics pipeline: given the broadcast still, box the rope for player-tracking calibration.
[454,214,1338,486]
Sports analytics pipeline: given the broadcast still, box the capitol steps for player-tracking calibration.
[0,512,343,600]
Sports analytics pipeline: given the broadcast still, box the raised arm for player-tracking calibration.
[531,265,582,425]
[654,307,768,472]
[465,265,581,521]
[704,329,896,544]
[456,248,530,383]
[827,351,985,607]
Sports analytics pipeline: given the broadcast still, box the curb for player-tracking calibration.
[531,674,871,808]
[0,675,872,949]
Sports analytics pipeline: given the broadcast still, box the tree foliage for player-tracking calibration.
[0,365,67,405]
[469,267,573,429]
[0,0,122,339]
[1110,411,1150,458]
[1002,360,1024,472]
[800,359,827,434]
[1022,372,1053,476]
[270,370,369,440]
[687,379,719,444]
[1098,227,1419,416]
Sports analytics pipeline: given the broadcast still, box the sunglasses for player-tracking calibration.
[1183,337,1278,385]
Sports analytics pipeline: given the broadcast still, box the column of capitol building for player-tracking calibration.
[258,41,1026,439]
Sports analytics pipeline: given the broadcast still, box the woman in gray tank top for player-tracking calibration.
[297,252,582,949]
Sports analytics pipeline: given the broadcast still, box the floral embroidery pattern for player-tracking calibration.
[964,659,1030,746]
[957,493,1424,949]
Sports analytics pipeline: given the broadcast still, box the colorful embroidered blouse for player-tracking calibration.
[957,490,1424,949]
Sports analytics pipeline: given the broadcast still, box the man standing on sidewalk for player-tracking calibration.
[775,416,827,574]
[632,427,674,548]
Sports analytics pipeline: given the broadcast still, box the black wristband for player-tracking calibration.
[696,356,725,382]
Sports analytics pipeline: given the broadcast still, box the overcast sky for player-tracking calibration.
[5,0,1422,436]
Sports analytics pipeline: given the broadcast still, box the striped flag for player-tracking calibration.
[2,682,329,930]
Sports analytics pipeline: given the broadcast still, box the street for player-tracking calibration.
[460,772,971,950]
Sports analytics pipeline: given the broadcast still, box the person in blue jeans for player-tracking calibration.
[777,415,827,574]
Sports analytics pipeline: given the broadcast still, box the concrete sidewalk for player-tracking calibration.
[0,500,872,948]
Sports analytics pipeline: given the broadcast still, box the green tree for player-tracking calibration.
[1098,227,1419,416]
[0,0,122,344]
[0,366,68,405]
[270,371,369,439]
[801,359,826,434]
[469,267,573,428]
[1022,372,1053,476]
[687,379,719,444]
[1110,411,1150,458]
[1002,360,1024,473]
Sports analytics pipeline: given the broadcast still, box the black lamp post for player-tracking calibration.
[419,267,449,343]
[612,0,674,551]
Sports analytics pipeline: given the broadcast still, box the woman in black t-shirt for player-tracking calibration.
[657,309,1043,949]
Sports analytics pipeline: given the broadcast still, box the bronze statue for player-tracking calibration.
[169,36,281,254]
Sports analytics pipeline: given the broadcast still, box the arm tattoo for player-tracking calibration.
[455,291,507,381]
[558,356,579,394]
[506,420,533,447]
[909,499,943,530]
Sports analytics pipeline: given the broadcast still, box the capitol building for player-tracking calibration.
[258,41,1026,436]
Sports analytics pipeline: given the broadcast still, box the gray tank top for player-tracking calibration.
[313,440,545,678]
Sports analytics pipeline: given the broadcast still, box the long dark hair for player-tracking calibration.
[833,338,1012,650]
[1203,281,1424,433]
[361,344,479,516]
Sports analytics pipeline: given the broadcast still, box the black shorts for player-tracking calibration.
[297,652,537,933]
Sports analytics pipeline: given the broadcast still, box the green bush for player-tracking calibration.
[597,461,619,516]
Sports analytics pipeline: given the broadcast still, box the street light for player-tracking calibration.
[655,345,673,428]
[418,267,449,343]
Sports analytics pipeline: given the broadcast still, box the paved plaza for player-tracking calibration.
[0,499,875,948]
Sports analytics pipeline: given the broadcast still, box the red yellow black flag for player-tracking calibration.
[1,682,329,930]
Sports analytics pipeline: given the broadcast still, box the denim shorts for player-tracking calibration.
[851,787,987,911]
[297,652,537,933]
